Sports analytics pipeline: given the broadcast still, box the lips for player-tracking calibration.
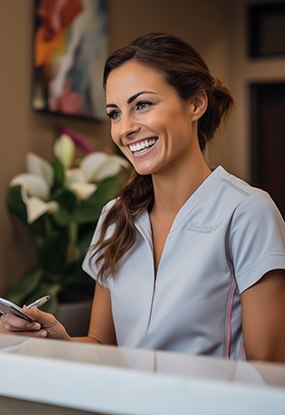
[128,138,158,153]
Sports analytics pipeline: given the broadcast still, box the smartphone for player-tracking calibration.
[0,298,35,323]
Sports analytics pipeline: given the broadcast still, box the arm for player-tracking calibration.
[72,283,117,345]
[241,269,285,362]
[0,283,117,345]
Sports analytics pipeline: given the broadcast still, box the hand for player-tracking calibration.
[0,306,71,341]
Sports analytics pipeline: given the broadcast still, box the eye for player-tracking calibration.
[106,110,121,120]
[135,101,153,111]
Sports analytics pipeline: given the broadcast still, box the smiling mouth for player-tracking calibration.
[128,138,158,154]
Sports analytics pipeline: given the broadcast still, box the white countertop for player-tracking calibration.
[0,334,284,414]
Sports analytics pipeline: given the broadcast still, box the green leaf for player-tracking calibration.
[6,268,44,306]
[71,176,120,225]
[38,231,68,273]
[52,207,73,226]
[88,176,120,205]
[29,215,48,237]
[77,225,94,256]
[71,202,103,224]
[50,188,77,226]
[7,186,47,237]
[7,186,27,223]
[51,188,77,212]
[51,158,65,190]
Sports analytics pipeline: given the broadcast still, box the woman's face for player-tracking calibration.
[105,61,202,176]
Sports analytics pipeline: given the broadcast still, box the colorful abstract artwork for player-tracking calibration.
[32,0,108,120]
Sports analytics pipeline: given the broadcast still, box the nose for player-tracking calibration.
[118,113,140,139]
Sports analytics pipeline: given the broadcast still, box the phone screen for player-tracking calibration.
[0,298,35,323]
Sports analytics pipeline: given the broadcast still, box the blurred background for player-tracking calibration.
[0,0,284,296]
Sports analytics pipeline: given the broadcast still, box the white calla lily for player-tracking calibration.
[65,168,86,185]
[10,173,58,223]
[10,173,50,200]
[26,153,54,187]
[109,154,130,169]
[68,182,97,201]
[24,197,59,224]
[80,152,109,181]
[94,159,122,181]
[81,152,129,182]
[54,134,75,168]
[95,155,130,181]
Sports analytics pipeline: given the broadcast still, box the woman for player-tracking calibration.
[1,33,285,361]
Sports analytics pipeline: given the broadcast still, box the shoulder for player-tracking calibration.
[212,166,261,198]
[101,198,119,215]
[218,169,285,290]
[211,167,285,253]
[82,198,118,282]
[212,166,281,218]
[93,198,120,229]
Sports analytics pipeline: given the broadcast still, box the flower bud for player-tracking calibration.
[54,134,75,168]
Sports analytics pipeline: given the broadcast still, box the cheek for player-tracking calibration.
[145,111,177,135]
[144,112,163,129]
[110,125,120,145]
[110,128,131,156]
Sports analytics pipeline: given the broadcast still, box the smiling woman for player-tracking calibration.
[105,60,205,178]
[1,33,285,363]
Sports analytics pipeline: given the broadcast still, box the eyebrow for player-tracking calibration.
[106,91,156,109]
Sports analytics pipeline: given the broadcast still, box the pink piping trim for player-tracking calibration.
[239,340,245,360]
[226,265,237,359]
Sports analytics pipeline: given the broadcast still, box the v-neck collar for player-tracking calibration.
[135,166,225,240]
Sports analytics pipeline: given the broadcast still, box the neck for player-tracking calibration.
[151,155,211,216]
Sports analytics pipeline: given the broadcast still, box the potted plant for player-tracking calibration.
[6,129,129,322]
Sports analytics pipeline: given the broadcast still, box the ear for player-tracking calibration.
[189,91,208,121]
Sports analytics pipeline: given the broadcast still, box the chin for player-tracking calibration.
[131,157,161,176]
[132,165,155,176]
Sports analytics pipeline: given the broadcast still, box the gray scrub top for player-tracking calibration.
[83,166,285,360]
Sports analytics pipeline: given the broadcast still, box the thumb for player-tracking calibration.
[23,305,70,340]
[23,306,57,328]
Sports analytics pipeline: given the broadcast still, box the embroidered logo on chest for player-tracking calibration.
[187,221,222,233]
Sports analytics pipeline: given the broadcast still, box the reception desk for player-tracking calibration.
[0,334,284,414]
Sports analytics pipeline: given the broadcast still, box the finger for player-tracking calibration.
[20,329,48,338]
[22,306,71,340]
[0,314,41,331]
[23,306,57,328]
[2,329,48,338]
[23,306,70,340]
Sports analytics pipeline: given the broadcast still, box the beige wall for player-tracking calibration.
[227,0,285,180]
[1,0,284,294]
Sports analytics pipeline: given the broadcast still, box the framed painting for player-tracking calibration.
[32,0,108,121]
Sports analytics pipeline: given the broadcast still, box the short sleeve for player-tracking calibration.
[82,200,116,287]
[229,190,285,293]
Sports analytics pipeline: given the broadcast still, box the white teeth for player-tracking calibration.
[129,139,157,153]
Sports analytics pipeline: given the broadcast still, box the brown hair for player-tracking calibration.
[91,32,233,280]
